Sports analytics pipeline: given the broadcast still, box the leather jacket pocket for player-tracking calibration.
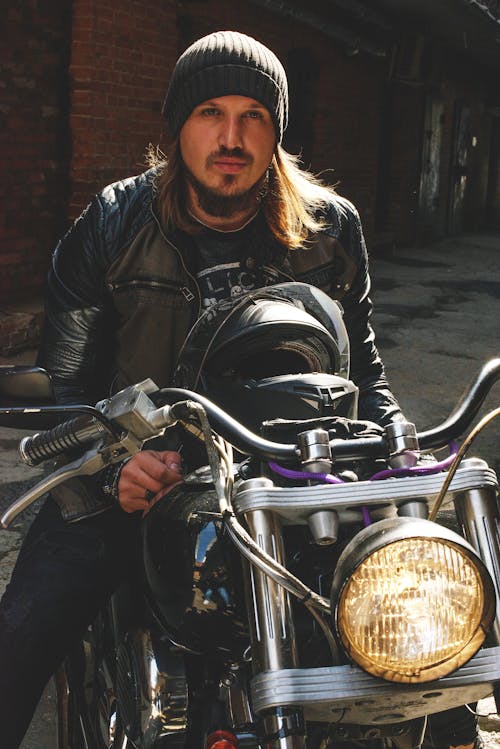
[107,277,195,392]
[108,278,195,309]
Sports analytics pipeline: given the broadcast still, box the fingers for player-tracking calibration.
[124,450,182,486]
[117,450,183,514]
[151,450,183,473]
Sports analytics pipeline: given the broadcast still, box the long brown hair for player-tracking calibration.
[149,139,335,249]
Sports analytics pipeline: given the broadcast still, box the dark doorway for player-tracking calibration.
[485,116,500,228]
[283,48,319,167]
[418,93,444,241]
[448,102,471,234]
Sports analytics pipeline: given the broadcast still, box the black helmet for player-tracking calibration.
[174,283,358,431]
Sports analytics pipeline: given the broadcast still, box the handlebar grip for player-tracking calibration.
[19,415,108,466]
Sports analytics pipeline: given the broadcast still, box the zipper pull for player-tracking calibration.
[181,286,195,302]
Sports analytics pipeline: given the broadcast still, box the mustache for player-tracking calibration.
[206,146,253,167]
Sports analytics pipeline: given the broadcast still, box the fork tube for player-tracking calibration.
[453,458,500,644]
[243,502,305,748]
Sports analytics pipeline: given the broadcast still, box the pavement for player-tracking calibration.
[0,232,499,747]
[370,232,500,475]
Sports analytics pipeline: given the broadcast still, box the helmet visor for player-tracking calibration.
[174,282,350,391]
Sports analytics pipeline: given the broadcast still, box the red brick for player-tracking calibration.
[2,0,498,310]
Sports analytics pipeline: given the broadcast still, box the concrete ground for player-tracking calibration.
[0,232,499,747]
[370,232,500,477]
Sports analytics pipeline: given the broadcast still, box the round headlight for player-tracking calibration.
[331,518,495,683]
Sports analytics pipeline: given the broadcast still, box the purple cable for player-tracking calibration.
[269,442,459,485]
[268,442,459,528]
[268,460,344,484]
[362,506,373,526]
[368,442,459,481]
[268,460,373,527]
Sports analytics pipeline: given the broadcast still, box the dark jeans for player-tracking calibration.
[0,496,140,749]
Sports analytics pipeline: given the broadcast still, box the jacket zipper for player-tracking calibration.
[150,204,202,317]
[109,278,193,300]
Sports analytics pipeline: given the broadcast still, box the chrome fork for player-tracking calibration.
[242,478,305,749]
[454,458,500,645]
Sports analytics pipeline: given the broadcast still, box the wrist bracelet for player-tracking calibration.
[101,458,130,502]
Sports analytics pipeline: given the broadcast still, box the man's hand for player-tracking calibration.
[117,450,183,514]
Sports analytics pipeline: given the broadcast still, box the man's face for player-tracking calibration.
[179,95,276,219]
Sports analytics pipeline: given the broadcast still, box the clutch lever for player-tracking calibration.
[1,439,134,529]
[1,383,181,528]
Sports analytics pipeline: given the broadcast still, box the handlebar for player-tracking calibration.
[19,414,109,466]
[157,358,500,457]
[13,358,500,468]
[164,391,389,461]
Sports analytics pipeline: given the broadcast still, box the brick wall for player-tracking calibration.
[379,82,425,246]
[0,0,71,302]
[66,0,389,242]
[2,0,498,305]
[311,48,386,240]
[68,0,178,218]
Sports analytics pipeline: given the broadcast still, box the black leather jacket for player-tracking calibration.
[38,167,402,426]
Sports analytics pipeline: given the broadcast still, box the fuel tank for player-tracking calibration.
[142,471,249,656]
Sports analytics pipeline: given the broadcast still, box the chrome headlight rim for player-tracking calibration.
[331,517,496,684]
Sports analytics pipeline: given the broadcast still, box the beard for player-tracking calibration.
[183,149,268,218]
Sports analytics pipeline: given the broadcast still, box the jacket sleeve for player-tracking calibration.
[333,200,404,426]
[37,195,111,406]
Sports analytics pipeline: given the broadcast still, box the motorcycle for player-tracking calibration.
[1,284,500,749]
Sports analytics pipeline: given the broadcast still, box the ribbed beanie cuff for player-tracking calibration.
[162,31,288,142]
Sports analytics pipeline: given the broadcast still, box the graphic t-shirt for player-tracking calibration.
[190,212,288,310]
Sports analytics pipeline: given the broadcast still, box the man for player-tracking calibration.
[0,30,480,749]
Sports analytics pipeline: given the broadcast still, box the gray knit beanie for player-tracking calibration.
[162,30,289,143]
